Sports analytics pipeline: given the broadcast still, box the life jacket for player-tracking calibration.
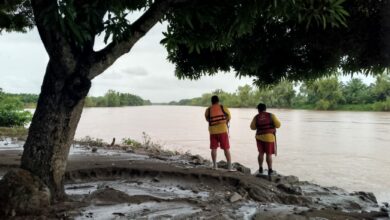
[256,112,276,135]
[208,104,228,126]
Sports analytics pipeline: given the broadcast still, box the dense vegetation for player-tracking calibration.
[0,89,151,108]
[84,90,151,107]
[0,88,32,127]
[169,75,390,111]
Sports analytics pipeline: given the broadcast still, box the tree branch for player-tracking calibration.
[31,0,77,73]
[87,0,183,79]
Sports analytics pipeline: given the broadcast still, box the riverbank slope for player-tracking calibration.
[0,137,389,219]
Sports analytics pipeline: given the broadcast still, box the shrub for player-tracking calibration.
[0,95,32,127]
[372,98,390,111]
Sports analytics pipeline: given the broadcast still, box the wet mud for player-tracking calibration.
[0,139,389,219]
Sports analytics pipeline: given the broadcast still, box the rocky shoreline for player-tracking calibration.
[0,136,389,219]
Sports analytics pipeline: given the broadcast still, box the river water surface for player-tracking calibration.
[75,106,390,203]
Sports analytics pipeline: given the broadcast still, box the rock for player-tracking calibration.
[275,175,299,185]
[216,161,251,174]
[0,169,51,216]
[276,183,302,195]
[380,207,389,212]
[91,147,98,153]
[66,185,94,190]
[232,162,251,174]
[217,160,227,168]
[85,188,132,205]
[113,212,125,216]
[190,155,204,165]
[191,187,199,194]
[152,177,160,182]
[351,191,378,203]
[229,192,242,203]
[383,202,389,208]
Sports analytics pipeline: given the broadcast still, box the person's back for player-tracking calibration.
[205,95,234,171]
[250,103,281,176]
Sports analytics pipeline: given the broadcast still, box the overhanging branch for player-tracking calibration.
[88,0,183,79]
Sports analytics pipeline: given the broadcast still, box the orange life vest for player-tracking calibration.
[256,112,276,135]
[208,104,228,126]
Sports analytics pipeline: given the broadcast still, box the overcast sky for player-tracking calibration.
[0,22,374,103]
[0,23,258,103]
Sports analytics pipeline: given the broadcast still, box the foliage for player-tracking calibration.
[0,89,32,127]
[74,136,105,147]
[2,93,39,108]
[0,0,34,33]
[170,74,390,111]
[0,126,28,138]
[304,77,344,110]
[342,78,371,104]
[164,0,390,84]
[2,1,389,84]
[84,90,151,107]
[121,137,142,148]
[372,97,390,111]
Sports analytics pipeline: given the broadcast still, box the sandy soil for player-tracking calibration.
[0,139,389,219]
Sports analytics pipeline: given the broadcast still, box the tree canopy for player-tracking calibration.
[3,0,388,84]
[170,74,390,111]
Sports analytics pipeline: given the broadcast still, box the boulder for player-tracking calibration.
[350,191,378,203]
[275,175,300,185]
[190,155,204,165]
[232,162,251,174]
[229,192,243,203]
[0,169,51,216]
[276,183,303,195]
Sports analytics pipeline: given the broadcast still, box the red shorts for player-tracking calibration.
[210,133,230,150]
[256,140,275,154]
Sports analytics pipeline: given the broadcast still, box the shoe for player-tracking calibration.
[268,169,274,176]
[227,163,237,172]
[212,163,218,170]
[259,167,263,174]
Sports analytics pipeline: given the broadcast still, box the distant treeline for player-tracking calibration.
[84,90,151,107]
[0,89,151,108]
[169,74,390,111]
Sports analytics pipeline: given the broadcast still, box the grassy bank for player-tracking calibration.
[0,127,28,138]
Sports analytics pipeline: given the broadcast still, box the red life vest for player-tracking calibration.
[208,104,228,126]
[256,112,276,135]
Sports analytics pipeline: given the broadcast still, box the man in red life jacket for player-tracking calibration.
[205,95,233,171]
[250,103,281,176]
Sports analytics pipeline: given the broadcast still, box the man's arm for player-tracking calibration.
[223,106,231,122]
[271,114,281,128]
[205,108,210,122]
[250,116,257,130]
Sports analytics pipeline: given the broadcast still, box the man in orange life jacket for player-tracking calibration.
[250,103,281,176]
[205,95,233,170]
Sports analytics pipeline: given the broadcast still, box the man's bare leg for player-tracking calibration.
[266,154,273,175]
[258,150,265,173]
[211,149,217,169]
[224,149,233,170]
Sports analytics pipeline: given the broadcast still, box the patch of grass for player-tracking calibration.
[0,126,28,138]
[74,136,105,147]
[335,104,373,111]
[121,138,142,148]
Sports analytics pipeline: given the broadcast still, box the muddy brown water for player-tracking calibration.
[73,106,389,203]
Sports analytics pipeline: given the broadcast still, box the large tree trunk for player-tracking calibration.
[20,59,91,201]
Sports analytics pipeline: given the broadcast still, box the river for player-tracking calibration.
[75,105,390,203]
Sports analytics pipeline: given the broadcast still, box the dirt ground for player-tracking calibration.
[0,139,389,219]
